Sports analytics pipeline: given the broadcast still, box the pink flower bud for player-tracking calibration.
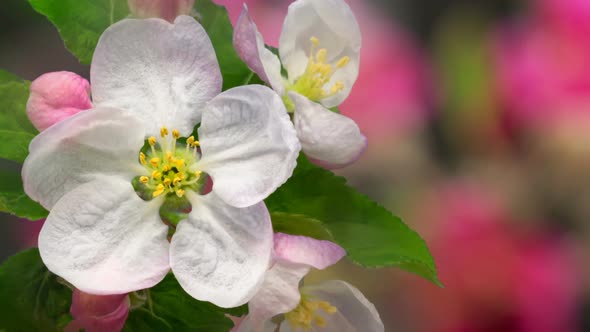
[65,290,130,332]
[128,0,195,22]
[26,71,92,132]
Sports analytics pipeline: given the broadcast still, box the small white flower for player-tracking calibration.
[22,16,300,308]
[234,0,367,169]
[234,233,384,332]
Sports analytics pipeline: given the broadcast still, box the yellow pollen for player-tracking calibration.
[191,140,200,148]
[284,297,337,330]
[153,184,165,197]
[310,36,319,46]
[138,131,203,198]
[336,56,350,68]
[286,37,351,104]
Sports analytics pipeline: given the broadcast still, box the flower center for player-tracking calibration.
[137,127,202,198]
[285,36,350,110]
[284,296,337,330]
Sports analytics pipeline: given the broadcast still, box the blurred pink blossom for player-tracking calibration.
[128,0,194,22]
[405,183,581,332]
[65,290,129,332]
[493,0,590,132]
[216,0,432,139]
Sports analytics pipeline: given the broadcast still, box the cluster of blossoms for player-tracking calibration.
[23,0,382,330]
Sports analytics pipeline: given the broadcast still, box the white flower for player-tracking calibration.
[234,233,384,332]
[22,16,300,308]
[233,0,366,169]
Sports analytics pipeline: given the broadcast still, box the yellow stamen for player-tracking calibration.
[310,36,320,47]
[160,127,169,137]
[151,171,162,179]
[150,157,160,167]
[162,165,171,172]
[186,136,195,145]
[173,176,182,186]
[194,170,202,178]
[148,136,157,146]
[175,189,185,197]
[191,140,200,148]
[139,152,146,165]
[174,159,185,168]
[153,184,165,197]
[336,56,350,68]
[139,176,149,184]
[172,129,180,139]
[284,297,337,330]
[163,178,172,187]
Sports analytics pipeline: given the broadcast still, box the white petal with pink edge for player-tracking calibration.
[39,176,170,295]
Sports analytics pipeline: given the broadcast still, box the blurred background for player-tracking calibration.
[1,0,589,331]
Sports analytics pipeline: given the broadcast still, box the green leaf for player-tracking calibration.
[28,0,130,64]
[0,168,48,220]
[0,248,72,331]
[0,79,37,136]
[125,274,236,331]
[0,69,21,84]
[194,0,253,90]
[0,130,35,163]
[265,156,441,285]
[271,212,334,241]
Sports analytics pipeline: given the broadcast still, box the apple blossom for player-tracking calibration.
[26,71,92,131]
[22,15,300,308]
[233,0,367,169]
[235,233,384,332]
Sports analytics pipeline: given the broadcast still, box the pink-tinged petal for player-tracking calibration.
[128,0,194,22]
[303,280,384,332]
[91,16,221,137]
[65,289,129,332]
[197,85,300,208]
[26,71,92,132]
[234,5,284,95]
[274,233,345,270]
[291,92,367,169]
[237,262,310,332]
[39,176,170,295]
[22,107,146,210]
[170,192,273,308]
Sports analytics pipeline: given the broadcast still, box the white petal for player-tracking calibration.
[303,280,384,332]
[274,233,345,269]
[279,0,361,107]
[237,262,310,332]
[91,15,221,136]
[39,176,170,295]
[291,92,367,169]
[234,5,285,95]
[197,85,300,208]
[170,192,273,308]
[22,107,146,210]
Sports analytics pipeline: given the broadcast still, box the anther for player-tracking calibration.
[139,176,149,184]
[186,136,195,145]
[175,189,185,197]
[172,129,180,139]
[150,157,160,167]
[153,184,165,197]
[163,178,172,186]
[174,159,185,168]
[310,36,320,47]
[316,49,327,63]
[139,152,146,165]
[151,171,162,179]
[160,127,169,137]
[336,56,350,68]
[148,136,157,146]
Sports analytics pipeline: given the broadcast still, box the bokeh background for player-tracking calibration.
[1,0,589,331]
